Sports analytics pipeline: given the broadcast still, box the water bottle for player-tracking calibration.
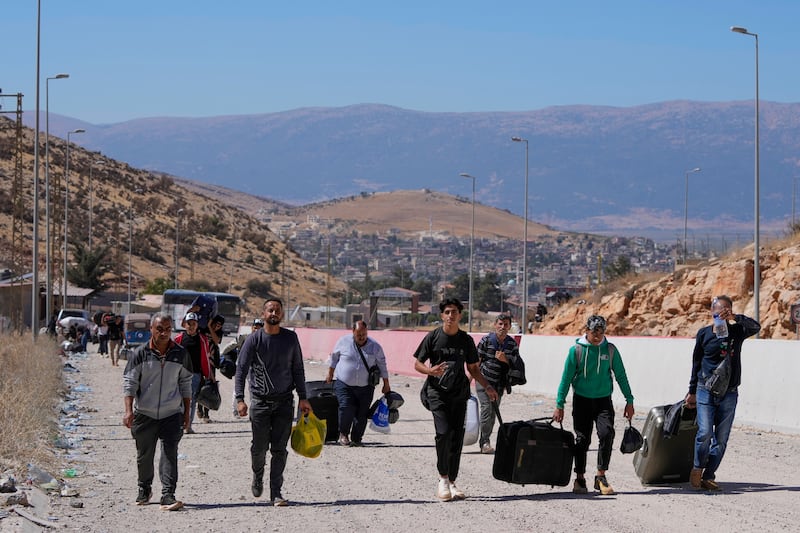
[712,314,729,338]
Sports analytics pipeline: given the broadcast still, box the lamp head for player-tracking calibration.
[511,136,526,142]
[730,26,748,34]
[55,73,69,79]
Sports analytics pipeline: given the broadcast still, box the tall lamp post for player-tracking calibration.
[62,128,85,309]
[45,73,69,323]
[511,136,529,331]
[459,173,476,332]
[683,167,701,264]
[175,209,184,288]
[792,176,799,229]
[731,25,760,330]
[88,159,103,252]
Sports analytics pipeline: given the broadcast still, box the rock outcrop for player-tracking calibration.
[539,240,800,339]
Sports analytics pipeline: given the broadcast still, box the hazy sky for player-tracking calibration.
[3,1,798,124]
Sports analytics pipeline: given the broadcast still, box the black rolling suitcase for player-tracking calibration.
[302,380,339,442]
[491,404,574,486]
[633,403,697,484]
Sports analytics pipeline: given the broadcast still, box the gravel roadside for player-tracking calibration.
[6,341,800,532]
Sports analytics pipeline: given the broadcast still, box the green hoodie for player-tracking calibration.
[555,336,634,409]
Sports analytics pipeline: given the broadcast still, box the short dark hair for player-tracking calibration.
[352,320,368,331]
[439,298,464,313]
[263,297,283,309]
[496,314,512,323]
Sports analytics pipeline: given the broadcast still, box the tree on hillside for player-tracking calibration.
[143,277,172,295]
[68,242,111,290]
[604,255,633,282]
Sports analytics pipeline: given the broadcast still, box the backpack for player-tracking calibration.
[481,333,526,387]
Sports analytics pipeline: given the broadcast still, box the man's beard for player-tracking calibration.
[267,316,281,325]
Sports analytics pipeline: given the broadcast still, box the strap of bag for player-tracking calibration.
[355,342,370,370]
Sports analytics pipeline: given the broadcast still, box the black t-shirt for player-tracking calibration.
[180,333,202,374]
[414,327,478,398]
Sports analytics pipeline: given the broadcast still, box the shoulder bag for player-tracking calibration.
[355,343,381,387]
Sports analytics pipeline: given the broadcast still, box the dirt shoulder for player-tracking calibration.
[5,342,800,532]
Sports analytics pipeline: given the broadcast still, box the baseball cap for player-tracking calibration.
[184,312,199,322]
[586,315,607,331]
[253,318,264,326]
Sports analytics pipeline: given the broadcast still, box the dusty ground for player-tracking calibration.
[4,341,800,532]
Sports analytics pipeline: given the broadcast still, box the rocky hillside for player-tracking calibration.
[539,237,800,340]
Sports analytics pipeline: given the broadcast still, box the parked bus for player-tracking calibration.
[161,289,243,335]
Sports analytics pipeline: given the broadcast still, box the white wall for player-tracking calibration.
[516,335,800,434]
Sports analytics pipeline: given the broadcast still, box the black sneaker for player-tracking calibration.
[271,493,288,507]
[135,486,152,505]
[159,493,183,511]
[252,475,264,497]
[594,475,616,495]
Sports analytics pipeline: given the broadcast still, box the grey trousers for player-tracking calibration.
[475,382,505,447]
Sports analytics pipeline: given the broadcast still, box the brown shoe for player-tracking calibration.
[690,468,703,489]
[594,475,615,495]
[700,479,721,491]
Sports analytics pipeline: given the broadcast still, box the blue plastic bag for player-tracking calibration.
[369,396,391,434]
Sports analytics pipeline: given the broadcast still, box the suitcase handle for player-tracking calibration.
[491,403,566,432]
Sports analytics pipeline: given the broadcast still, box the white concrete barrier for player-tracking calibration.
[516,334,800,434]
[293,327,800,434]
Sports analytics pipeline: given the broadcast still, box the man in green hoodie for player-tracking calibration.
[552,315,634,495]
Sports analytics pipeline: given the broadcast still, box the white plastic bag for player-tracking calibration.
[463,395,479,446]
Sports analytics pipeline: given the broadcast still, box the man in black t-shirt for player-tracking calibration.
[414,298,498,502]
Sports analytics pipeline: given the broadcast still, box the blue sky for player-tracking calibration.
[2,1,798,124]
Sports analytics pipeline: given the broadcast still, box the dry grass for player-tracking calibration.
[0,333,63,472]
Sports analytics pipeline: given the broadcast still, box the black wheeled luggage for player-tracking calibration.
[302,380,339,442]
[492,405,574,486]
[633,403,697,484]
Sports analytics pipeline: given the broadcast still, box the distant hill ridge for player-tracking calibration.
[31,100,800,239]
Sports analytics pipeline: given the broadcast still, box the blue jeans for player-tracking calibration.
[694,387,738,480]
[334,380,375,443]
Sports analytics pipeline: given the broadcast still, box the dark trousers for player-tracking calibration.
[572,394,616,475]
[431,398,468,481]
[250,397,293,499]
[130,411,183,495]
[334,380,375,443]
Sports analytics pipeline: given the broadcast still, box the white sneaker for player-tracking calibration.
[436,479,452,501]
[449,481,465,500]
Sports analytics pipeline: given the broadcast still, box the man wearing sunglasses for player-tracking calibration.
[122,313,193,511]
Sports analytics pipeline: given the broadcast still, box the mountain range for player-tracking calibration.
[29,100,800,241]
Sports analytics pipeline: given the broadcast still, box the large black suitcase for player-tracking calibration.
[302,380,339,442]
[492,405,574,486]
[633,403,697,484]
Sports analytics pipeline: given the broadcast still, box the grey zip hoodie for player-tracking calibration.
[123,340,193,420]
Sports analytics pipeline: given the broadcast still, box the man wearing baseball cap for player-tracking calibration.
[553,314,635,496]
[175,312,214,433]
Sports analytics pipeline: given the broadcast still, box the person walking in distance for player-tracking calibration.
[326,321,391,447]
[122,313,193,511]
[686,295,760,491]
[235,298,311,506]
[415,298,498,501]
[175,313,215,433]
[475,314,520,454]
[553,315,634,495]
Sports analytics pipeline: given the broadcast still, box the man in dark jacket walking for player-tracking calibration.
[685,295,760,491]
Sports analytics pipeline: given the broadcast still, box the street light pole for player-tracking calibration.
[731,25,760,330]
[62,128,85,310]
[175,209,184,288]
[683,167,701,264]
[88,159,103,252]
[45,73,69,323]
[459,173,476,332]
[512,136,529,332]
[793,176,798,229]
[32,0,42,337]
